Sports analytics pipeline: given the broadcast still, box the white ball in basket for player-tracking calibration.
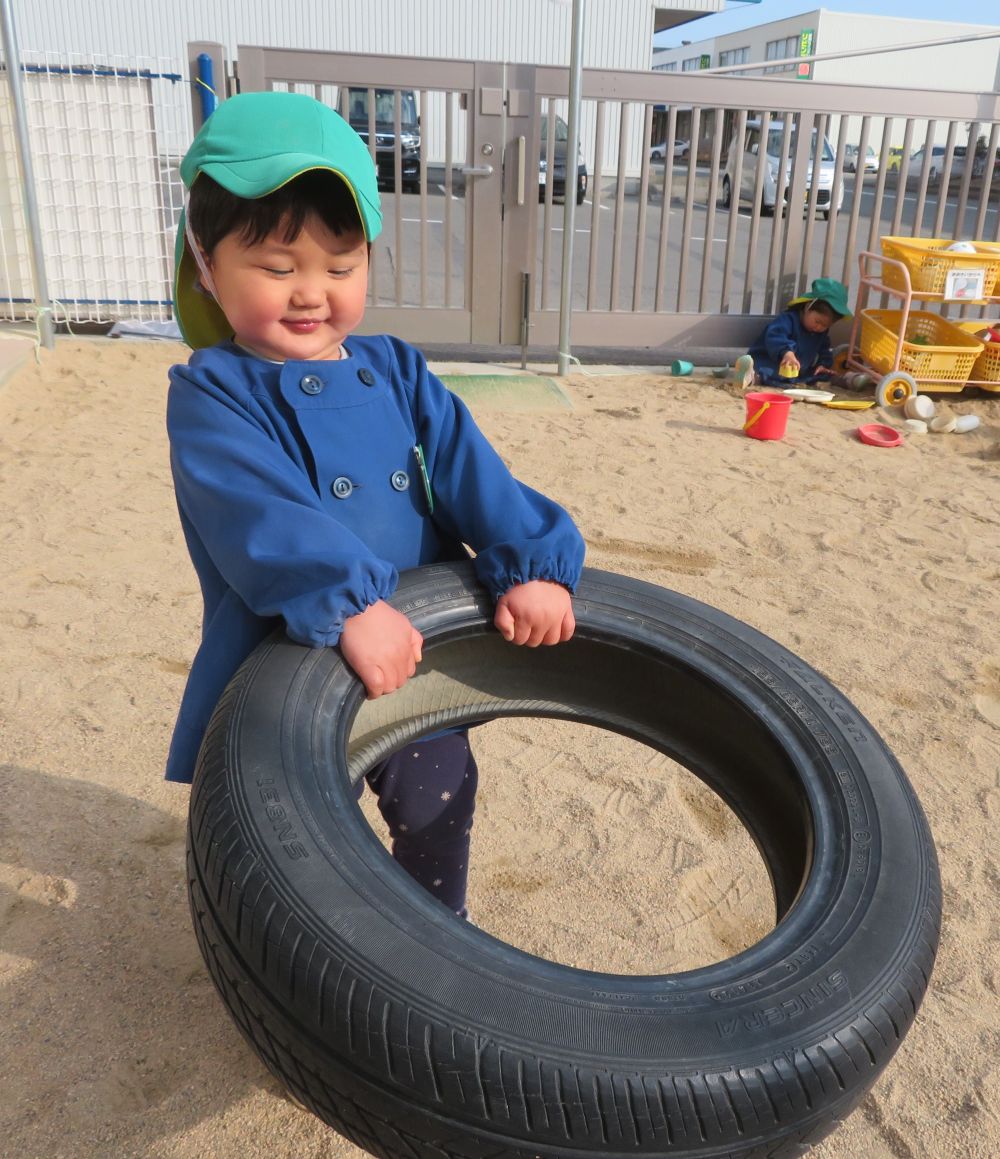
[945,241,977,253]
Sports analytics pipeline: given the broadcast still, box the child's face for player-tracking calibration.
[206,212,369,362]
[802,304,834,334]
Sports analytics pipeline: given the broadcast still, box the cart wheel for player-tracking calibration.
[876,371,919,408]
[831,343,851,375]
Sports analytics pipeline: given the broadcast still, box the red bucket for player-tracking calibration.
[743,390,792,441]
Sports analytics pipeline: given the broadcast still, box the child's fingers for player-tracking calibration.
[494,601,516,641]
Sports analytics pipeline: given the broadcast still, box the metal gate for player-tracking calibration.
[230,44,1000,352]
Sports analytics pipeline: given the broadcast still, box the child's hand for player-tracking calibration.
[340,600,423,698]
[813,365,832,377]
[494,580,575,646]
[780,351,800,373]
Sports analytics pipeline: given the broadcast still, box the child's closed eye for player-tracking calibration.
[261,266,293,276]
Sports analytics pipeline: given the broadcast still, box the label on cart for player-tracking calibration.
[943,267,985,301]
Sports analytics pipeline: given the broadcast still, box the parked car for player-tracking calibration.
[906,144,967,182]
[341,87,421,192]
[844,144,878,174]
[721,119,844,220]
[650,139,689,162]
[886,147,906,173]
[539,114,588,205]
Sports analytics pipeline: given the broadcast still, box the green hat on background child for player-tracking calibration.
[787,277,851,319]
[174,91,383,349]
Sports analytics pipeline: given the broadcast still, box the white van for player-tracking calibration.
[722,119,844,220]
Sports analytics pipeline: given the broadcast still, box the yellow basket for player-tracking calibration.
[879,236,1000,298]
[955,319,1000,383]
[859,309,984,385]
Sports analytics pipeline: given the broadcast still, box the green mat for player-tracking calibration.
[438,374,573,411]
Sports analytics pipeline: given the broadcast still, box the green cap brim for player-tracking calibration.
[173,208,234,350]
[787,294,851,319]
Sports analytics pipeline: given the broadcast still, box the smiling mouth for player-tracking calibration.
[282,318,326,332]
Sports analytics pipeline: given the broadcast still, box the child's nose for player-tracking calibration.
[290,281,324,308]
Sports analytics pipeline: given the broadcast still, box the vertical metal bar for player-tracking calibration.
[633,102,653,312]
[520,271,530,368]
[585,100,605,310]
[365,87,379,304]
[951,120,978,244]
[972,122,1000,243]
[698,107,724,312]
[888,119,916,240]
[763,114,792,313]
[393,88,403,305]
[540,101,556,310]
[556,0,584,376]
[444,91,454,308]
[838,116,867,290]
[911,120,936,237]
[865,117,892,256]
[653,105,677,312]
[608,102,629,311]
[720,109,747,314]
[798,113,826,293]
[418,88,427,308]
[931,121,959,238]
[1,0,54,348]
[742,110,772,315]
[676,106,701,311]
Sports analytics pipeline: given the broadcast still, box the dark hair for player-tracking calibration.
[802,299,837,320]
[187,168,365,255]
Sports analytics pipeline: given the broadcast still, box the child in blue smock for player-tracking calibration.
[166,92,585,917]
[745,277,851,386]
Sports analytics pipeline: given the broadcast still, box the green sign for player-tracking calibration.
[797,28,814,78]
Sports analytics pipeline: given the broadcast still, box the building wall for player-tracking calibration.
[652,10,999,92]
[651,11,1000,152]
[11,0,702,73]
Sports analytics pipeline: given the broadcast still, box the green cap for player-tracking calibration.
[174,91,382,349]
[787,276,851,319]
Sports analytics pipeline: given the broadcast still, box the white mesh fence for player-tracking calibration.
[0,49,191,326]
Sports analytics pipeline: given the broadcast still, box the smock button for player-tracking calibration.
[330,476,354,499]
[299,374,324,395]
[358,368,376,386]
[390,470,410,492]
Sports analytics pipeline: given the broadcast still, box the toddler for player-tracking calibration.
[165,92,585,919]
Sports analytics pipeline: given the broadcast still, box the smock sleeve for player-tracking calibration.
[762,311,799,361]
[384,339,585,598]
[167,363,397,646]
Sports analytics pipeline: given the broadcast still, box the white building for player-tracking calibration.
[13,0,724,73]
[652,12,999,108]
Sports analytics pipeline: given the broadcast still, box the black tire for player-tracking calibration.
[188,562,940,1159]
[721,175,732,209]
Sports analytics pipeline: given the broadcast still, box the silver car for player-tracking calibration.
[722,119,844,220]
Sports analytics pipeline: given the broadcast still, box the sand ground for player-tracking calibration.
[1,338,998,1158]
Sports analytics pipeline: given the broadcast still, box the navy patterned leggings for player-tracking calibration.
[360,731,479,915]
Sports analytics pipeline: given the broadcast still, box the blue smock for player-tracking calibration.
[165,335,585,782]
[747,307,833,385]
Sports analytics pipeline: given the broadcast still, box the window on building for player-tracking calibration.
[681,56,701,71]
[764,36,798,74]
[654,61,678,72]
[719,47,749,68]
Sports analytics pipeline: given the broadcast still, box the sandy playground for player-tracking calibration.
[1,337,998,1158]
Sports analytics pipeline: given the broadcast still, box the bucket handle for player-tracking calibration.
[743,401,770,431]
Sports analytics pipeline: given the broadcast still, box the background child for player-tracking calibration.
[745,277,851,386]
[165,92,585,918]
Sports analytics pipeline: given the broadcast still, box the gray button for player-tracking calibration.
[300,374,324,395]
[358,368,376,386]
[331,476,353,499]
[390,470,410,492]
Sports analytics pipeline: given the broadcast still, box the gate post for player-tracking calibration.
[0,0,53,348]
